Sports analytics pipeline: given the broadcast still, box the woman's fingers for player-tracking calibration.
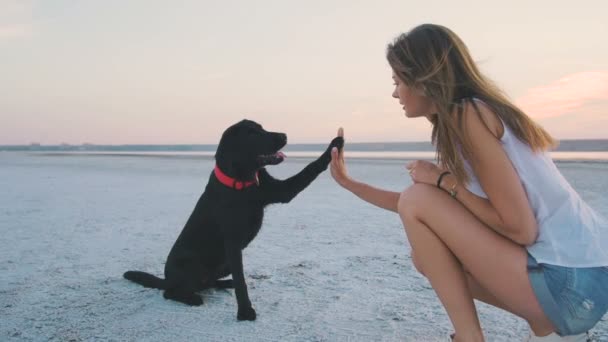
[330,128,350,186]
[331,147,339,161]
[330,147,342,182]
[337,127,345,159]
[332,147,344,167]
[331,148,341,170]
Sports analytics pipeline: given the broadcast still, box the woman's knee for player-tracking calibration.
[411,249,426,276]
[398,183,433,222]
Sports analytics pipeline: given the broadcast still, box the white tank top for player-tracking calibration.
[463,101,608,267]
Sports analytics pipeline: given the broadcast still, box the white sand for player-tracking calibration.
[1,152,607,342]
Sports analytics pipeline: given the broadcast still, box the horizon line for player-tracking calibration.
[3,138,608,147]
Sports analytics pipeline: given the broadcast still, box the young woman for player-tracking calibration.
[328,24,608,342]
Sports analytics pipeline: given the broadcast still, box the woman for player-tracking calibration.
[329,24,608,342]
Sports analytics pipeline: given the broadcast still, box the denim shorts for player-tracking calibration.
[527,253,608,336]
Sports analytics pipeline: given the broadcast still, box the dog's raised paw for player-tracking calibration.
[330,136,344,150]
[237,306,257,321]
[318,136,345,167]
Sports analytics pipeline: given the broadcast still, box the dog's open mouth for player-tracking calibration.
[258,151,286,165]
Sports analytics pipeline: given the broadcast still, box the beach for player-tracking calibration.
[1,152,607,342]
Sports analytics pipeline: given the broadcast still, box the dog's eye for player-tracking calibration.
[247,128,258,135]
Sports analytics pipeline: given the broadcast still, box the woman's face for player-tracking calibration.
[391,71,436,119]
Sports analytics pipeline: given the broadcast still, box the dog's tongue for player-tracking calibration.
[277,151,286,159]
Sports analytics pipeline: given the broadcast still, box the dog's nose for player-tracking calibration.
[277,133,287,144]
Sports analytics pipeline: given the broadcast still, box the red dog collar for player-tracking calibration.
[214,165,259,190]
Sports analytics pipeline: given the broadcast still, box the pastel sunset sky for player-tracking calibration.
[1,0,607,145]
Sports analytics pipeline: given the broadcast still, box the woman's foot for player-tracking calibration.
[526,331,589,342]
[448,332,484,342]
[450,330,589,341]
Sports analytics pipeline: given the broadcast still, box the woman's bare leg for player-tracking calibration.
[412,251,511,312]
[399,184,555,340]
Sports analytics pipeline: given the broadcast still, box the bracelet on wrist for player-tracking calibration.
[448,182,458,198]
[436,171,451,189]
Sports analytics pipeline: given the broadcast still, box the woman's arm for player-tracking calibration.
[447,101,538,245]
[337,177,401,213]
[440,176,514,236]
[329,128,400,213]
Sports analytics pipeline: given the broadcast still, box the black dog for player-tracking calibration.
[124,119,343,321]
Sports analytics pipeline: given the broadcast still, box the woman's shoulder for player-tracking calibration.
[458,97,504,140]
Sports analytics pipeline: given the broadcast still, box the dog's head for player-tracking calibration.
[215,119,287,175]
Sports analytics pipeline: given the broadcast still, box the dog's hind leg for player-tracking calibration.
[213,279,234,288]
[195,279,234,290]
[197,264,234,290]
[162,270,203,306]
[163,284,203,306]
[212,263,234,288]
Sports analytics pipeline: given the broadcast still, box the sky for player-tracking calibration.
[1,0,607,145]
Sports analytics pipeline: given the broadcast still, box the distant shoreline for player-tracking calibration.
[2,139,608,153]
[12,150,608,164]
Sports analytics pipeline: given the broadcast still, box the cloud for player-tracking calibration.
[516,71,608,119]
[0,25,31,38]
[0,0,33,40]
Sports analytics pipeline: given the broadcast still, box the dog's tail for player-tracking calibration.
[123,271,166,289]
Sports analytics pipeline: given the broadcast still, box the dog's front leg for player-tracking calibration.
[260,136,344,204]
[224,239,256,321]
[259,165,322,204]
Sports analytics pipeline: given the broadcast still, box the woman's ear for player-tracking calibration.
[419,86,429,96]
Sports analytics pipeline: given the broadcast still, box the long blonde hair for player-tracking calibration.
[386,24,557,183]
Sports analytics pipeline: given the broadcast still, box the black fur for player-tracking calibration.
[124,119,343,321]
